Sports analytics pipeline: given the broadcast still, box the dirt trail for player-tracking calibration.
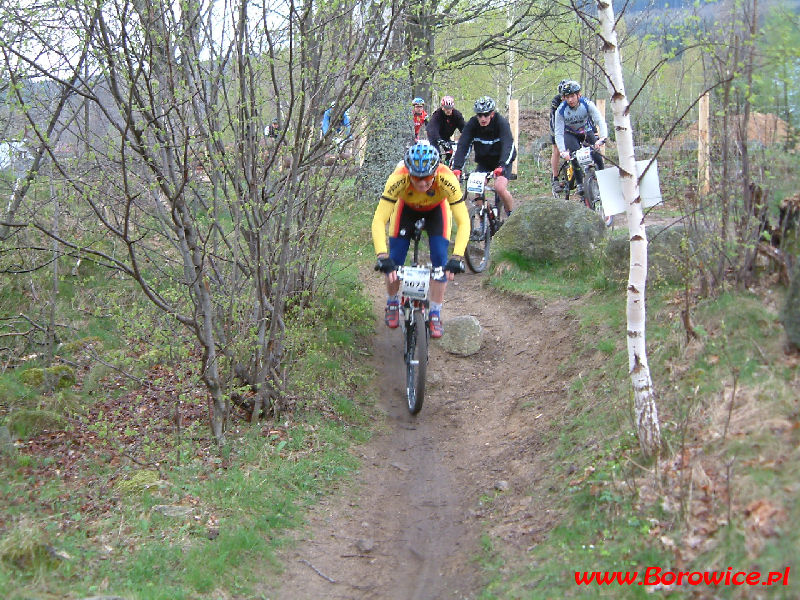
[270,265,584,599]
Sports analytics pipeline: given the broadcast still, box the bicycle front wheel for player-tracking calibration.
[405,312,428,414]
[465,208,491,273]
[585,173,612,227]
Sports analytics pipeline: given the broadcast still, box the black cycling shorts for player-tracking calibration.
[476,146,518,179]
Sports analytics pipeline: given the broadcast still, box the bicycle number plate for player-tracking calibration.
[400,266,430,300]
[466,172,486,194]
[575,146,594,169]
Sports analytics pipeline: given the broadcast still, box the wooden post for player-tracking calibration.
[698,92,710,195]
[509,98,519,176]
[595,98,607,155]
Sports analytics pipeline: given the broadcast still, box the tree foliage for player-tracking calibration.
[0,0,401,441]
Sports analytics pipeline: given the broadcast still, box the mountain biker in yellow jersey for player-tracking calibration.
[372,142,469,339]
[451,96,517,217]
[554,81,608,194]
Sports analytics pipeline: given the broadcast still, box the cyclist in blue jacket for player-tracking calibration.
[321,102,352,140]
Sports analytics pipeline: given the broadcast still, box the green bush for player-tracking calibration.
[18,365,75,390]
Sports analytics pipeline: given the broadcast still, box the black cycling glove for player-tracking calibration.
[445,256,465,274]
[375,256,397,274]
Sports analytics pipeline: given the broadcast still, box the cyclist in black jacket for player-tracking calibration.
[426,96,465,146]
[452,96,517,216]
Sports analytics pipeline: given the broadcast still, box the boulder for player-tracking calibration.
[18,364,75,390]
[439,315,482,356]
[7,409,68,439]
[491,196,606,264]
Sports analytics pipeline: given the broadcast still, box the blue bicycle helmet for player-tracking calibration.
[412,97,425,106]
[404,143,440,177]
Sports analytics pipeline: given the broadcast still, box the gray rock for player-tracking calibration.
[439,315,482,356]
[491,196,606,264]
[494,480,510,492]
[356,538,375,553]
[152,505,193,518]
[782,259,800,349]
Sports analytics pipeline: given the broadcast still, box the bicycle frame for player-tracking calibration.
[394,218,443,414]
[554,142,612,226]
[464,171,502,273]
[437,140,457,167]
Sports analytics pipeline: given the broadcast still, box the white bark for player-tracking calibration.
[596,0,661,457]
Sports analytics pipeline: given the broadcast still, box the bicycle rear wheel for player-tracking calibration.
[465,208,491,273]
[404,312,428,414]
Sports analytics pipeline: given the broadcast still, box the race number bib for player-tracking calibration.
[575,147,594,169]
[466,172,487,195]
[400,266,431,301]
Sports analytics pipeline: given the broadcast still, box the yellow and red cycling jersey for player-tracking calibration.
[371,163,469,257]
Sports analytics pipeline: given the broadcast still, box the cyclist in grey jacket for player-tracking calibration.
[554,80,607,172]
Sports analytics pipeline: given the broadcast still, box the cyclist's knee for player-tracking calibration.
[388,238,410,266]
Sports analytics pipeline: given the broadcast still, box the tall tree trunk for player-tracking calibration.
[356,75,411,204]
[736,0,758,286]
[596,0,661,457]
[407,0,434,101]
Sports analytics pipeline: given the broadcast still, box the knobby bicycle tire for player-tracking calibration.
[405,312,428,414]
[465,206,491,273]
[584,172,612,227]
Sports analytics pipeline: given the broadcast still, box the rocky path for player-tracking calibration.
[269,265,583,599]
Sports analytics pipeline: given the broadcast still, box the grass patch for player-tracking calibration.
[0,192,378,599]
[488,252,612,300]
[477,252,798,598]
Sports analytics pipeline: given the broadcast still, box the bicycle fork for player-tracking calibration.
[475,196,500,232]
[403,304,427,366]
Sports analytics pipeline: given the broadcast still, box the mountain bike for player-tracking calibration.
[553,141,613,227]
[436,140,457,168]
[463,171,503,273]
[394,218,443,415]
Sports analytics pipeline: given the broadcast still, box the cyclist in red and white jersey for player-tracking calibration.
[426,96,465,148]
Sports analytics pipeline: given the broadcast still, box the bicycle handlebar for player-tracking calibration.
[396,265,445,279]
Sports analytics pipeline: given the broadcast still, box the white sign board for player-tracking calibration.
[595,159,663,216]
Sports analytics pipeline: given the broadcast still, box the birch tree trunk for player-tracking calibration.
[596,0,661,457]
